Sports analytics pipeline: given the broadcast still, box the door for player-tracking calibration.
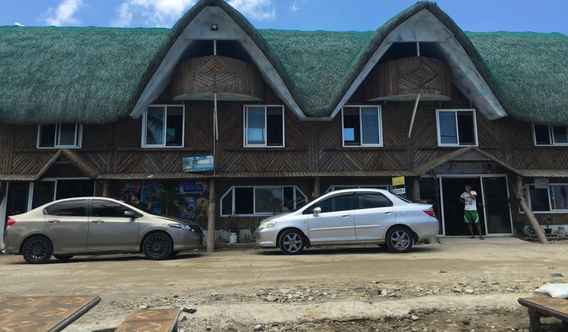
[305,193,356,244]
[442,177,485,236]
[482,177,513,234]
[44,199,90,253]
[87,199,140,252]
[353,192,396,241]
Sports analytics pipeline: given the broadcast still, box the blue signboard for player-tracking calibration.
[183,155,214,173]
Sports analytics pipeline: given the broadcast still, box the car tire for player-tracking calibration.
[279,229,305,255]
[21,236,53,264]
[142,232,173,260]
[54,255,74,261]
[385,226,415,253]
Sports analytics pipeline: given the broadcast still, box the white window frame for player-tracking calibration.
[243,105,285,148]
[532,124,568,147]
[141,104,186,149]
[220,185,307,217]
[36,123,83,149]
[341,105,383,148]
[435,109,479,147]
[528,183,568,214]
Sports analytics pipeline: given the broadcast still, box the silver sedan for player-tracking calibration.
[4,197,203,264]
[256,189,438,254]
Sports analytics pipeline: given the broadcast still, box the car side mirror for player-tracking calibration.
[123,210,140,219]
[313,207,322,217]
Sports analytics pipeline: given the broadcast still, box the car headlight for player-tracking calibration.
[169,224,195,232]
[258,221,276,230]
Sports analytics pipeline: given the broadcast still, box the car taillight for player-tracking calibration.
[423,209,435,218]
[6,217,16,227]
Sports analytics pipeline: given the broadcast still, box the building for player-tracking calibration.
[1,0,568,249]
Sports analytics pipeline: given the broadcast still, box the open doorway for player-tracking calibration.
[440,175,513,236]
[442,177,485,236]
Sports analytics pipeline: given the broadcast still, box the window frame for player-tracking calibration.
[243,105,285,148]
[141,104,186,149]
[528,183,568,214]
[532,124,568,147]
[220,185,307,217]
[36,123,83,149]
[341,105,383,148]
[435,109,479,147]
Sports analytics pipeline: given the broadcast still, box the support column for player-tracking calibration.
[411,177,421,202]
[207,178,216,253]
[101,180,110,197]
[312,176,321,199]
[515,176,547,244]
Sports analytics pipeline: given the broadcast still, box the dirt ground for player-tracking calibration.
[1,238,568,331]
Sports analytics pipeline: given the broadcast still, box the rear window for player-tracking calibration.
[357,193,393,209]
[44,200,88,217]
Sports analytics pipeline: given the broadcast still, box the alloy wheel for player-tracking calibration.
[390,230,411,251]
[281,232,304,254]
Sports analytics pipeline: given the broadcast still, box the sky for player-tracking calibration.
[1,0,567,34]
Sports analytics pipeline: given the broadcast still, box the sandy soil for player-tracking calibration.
[1,238,568,331]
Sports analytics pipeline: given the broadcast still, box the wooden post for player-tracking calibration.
[412,177,421,202]
[312,177,321,199]
[101,180,110,197]
[515,176,548,244]
[207,178,216,253]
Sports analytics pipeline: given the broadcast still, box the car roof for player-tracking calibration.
[325,188,389,195]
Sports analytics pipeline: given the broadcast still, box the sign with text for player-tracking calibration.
[183,155,214,173]
[392,176,405,187]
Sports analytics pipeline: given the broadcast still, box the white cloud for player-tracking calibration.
[228,0,276,20]
[112,0,276,27]
[13,22,25,27]
[290,0,300,12]
[45,0,83,26]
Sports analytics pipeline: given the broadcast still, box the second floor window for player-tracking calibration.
[436,109,478,147]
[342,106,382,147]
[142,105,185,148]
[244,105,285,148]
[533,125,568,146]
[37,123,82,149]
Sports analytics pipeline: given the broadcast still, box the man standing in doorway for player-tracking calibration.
[460,185,484,240]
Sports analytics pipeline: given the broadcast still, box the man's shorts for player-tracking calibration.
[464,210,480,224]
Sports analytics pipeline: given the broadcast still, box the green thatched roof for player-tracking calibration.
[0,0,567,124]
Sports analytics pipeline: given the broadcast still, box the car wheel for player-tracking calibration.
[21,236,53,264]
[279,229,305,255]
[54,255,74,262]
[142,232,173,260]
[386,226,415,253]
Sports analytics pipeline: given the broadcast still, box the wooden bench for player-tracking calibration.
[518,296,568,332]
[0,295,100,332]
[116,309,180,332]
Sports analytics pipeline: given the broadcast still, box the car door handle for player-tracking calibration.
[91,220,105,224]
[340,215,351,218]
[383,212,393,215]
[47,219,60,224]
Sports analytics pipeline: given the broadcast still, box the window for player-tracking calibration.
[37,124,82,149]
[312,194,355,213]
[142,105,185,148]
[244,105,285,147]
[44,200,88,216]
[436,109,478,147]
[528,183,568,212]
[91,200,135,218]
[533,125,568,146]
[220,185,307,216]
[357,193,393,209]
[342,106,382,147]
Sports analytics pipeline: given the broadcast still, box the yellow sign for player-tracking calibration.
[392,176,405,187]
